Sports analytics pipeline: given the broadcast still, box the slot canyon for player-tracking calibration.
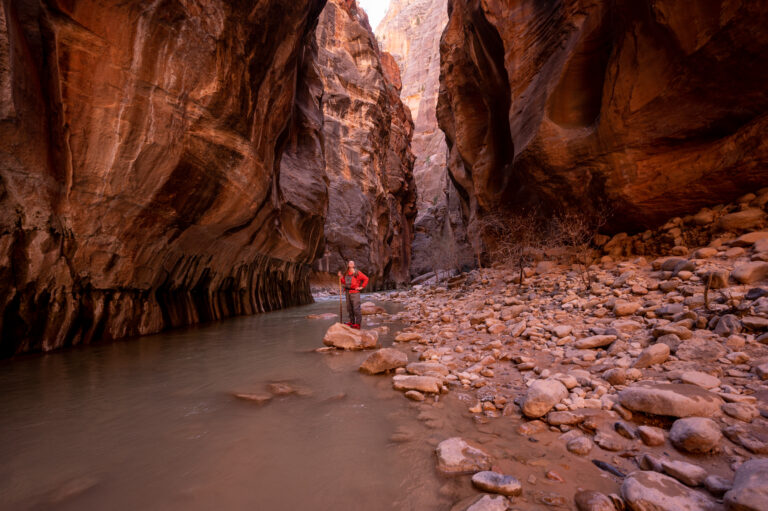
[1,0,768,510]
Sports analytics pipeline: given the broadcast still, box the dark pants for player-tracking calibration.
[346,292,362,325]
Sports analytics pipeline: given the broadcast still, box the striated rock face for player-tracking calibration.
[377,0,474,277]
[438,0,768,239]
[312,0,416,289]
[0,0,327,356]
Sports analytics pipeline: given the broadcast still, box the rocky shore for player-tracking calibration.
[319,193,768,510]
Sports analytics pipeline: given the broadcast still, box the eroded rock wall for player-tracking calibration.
[0,0,327,356]
[313,0,417,289]
[377,0,474,278]
[438,0,768,243]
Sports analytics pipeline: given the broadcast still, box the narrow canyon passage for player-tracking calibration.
[2,0,768,510]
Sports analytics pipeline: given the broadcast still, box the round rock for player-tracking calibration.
[471,471,522,497]
[669,417,722,453]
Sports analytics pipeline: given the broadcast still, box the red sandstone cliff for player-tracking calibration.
[377,0,474,277]
[438,0,768,244]
[0,0,327,356]
[312,0,417,288]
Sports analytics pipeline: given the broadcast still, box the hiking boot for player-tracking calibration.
[352,324,361,329]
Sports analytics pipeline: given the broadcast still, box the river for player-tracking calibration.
[0,297,445,510]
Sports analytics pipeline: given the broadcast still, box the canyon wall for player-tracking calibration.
[438,0,768,244]
[377,0,474,277]
[312,0,417,289]
[0,0,328,356]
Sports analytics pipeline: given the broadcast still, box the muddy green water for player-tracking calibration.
[0,298,443,510]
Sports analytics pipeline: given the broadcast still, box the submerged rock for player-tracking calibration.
[435,437,492,474]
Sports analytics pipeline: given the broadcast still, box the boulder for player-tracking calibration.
[522,379,568,418]
[618,383,723,417]
[574,335,617,349]
[717,209,766,231]
[732,262,768,284]
[359,348,407,374]
[361,301,386,315]
[621,471,720,511]
[634,343,670,368]
[392,375,442,394]
[436,437,492,474]
[322,323,379,350]
[669,417,723,453]
[724,459,768,511]
[471,471,522,497]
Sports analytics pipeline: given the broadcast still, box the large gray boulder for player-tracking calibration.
[724,459,768,511]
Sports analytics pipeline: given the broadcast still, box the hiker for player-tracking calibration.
[338,260,369,329]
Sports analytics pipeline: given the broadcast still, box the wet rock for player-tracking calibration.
[361,302,386,315]
[522,379,568,418]
[359,348,407,374]
[450,494,509,511]
[574,490,616,511]
[471,471,522,497]
[574,335,617,349]
[619,383,723,418]
[634,343,670,368]
[404,390,425,401]
[662,459,708,486]
[638,425,666,446]
[732,262,768,285]
[323,323,379,350]
[567,436,594,455]
[669,417,722,454]
[517,420,548,436]
[621,471,720,511]
[436,437,492,474]
[267,382,312,397]
[724,459,768,511]
[392,375,442,394]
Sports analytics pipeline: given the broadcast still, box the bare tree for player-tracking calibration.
[551,209,609,290]
[474,207,542,287]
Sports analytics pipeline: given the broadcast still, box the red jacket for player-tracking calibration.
[340,270,368,293]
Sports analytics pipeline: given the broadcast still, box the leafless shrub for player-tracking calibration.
[472,207,543,287]
[430,232,459,282]
[551,209,610,290]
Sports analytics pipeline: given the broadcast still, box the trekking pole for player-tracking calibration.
[338,278,343,323]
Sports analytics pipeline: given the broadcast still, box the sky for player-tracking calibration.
[358,0,391,30]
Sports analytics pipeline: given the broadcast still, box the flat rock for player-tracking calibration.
[406,361,449,376]
[436,437,492,474]
[394,331,422,342]
[232,392,272,405]
[724,458,768,511]
[619,383,723,418]
[679,371,721,389]
[662,459,708,486]
[634,343,670,368]
[722,402,759,422]
[732,262,768,285]
[717,208,766,231]
[359,348,407,374]
[621,471,720,511]
[522,379,568,418]
[471,471,522,497]
[574,335,617,349]
[392,375,442,394]
[670,417,722,453]
[322,323,379,350]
